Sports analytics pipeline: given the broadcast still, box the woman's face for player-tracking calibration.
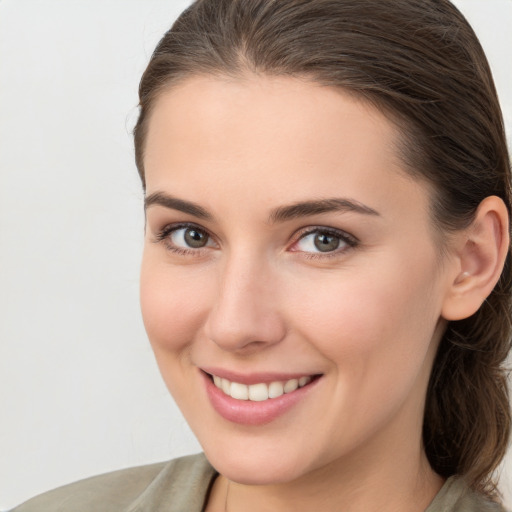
[140,75,454,484]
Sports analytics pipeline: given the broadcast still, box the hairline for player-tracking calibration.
[137,69,459,261]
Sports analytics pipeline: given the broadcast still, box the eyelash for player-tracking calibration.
[293,226,359,260]
[153,222,212,256]
[153,222,359,259]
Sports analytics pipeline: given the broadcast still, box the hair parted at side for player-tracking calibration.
[134,0,512,498]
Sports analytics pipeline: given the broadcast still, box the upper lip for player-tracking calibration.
[200,367,321,385]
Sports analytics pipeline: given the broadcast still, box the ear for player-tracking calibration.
[442,196,510,321]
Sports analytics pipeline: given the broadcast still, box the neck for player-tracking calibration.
[205,334,446,512]
[206,414,444,512]
[216,450,442,512]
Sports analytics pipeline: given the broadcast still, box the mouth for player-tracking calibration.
[201,369,322,425]
[208,373,317,402]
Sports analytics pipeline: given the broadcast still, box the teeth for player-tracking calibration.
[212,374,313,401]
[230,382,249,400]
[248,383,268,401]
[284,378,298,393]
[299,376,311,387]
[268,381,284,399]
[221,378,231,395]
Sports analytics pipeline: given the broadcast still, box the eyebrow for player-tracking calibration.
[144,192,380,223]
[268,198,380,223]
[145,192,214,220]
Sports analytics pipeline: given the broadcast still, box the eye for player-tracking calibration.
[170,226,211,249]
[155,223,216,254]
[292,228,357,255]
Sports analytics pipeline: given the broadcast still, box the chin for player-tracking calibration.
[201,441,317,485]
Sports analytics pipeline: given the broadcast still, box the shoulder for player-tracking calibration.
[426,476,509,512]
[11,453,217,512]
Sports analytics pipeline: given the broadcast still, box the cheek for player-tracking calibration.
[139,254,211,353]
[286,254,441,393]
[283,261,442,451]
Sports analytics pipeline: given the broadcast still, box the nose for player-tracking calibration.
[204,253,287,353]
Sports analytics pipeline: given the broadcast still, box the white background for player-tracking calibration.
[0,1,511,510]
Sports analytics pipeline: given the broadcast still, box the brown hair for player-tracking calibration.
[134,0,512,498]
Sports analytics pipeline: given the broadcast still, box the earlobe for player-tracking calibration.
[442,196,510,321]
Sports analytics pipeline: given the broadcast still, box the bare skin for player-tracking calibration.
[140,75,508,512]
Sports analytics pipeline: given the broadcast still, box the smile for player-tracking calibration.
[201,369,322,425]
[212,374,313,402]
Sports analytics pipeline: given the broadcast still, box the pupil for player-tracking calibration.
[185,228,207,248]
[314,233,339,252]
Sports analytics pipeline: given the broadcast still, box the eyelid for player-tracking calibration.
[288,226,359,256]
[153,222,217,254]
[153,222,358,259]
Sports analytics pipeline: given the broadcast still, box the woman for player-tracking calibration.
[13,0,511,510]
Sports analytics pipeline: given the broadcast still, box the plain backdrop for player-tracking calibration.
[0,1,511,510]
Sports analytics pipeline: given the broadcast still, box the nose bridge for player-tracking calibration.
[205,248,285,352]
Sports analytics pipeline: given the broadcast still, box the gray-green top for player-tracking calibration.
[11,453,507,512]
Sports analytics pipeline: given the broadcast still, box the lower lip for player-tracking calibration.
[202,372,321,426]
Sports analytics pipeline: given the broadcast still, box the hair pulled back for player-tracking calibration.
[134,0,512,498]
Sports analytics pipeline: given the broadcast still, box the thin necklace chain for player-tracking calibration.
[224,480,230,512]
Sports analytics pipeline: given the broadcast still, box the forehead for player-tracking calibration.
[145,74,399,169]
[143,74,430,223]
